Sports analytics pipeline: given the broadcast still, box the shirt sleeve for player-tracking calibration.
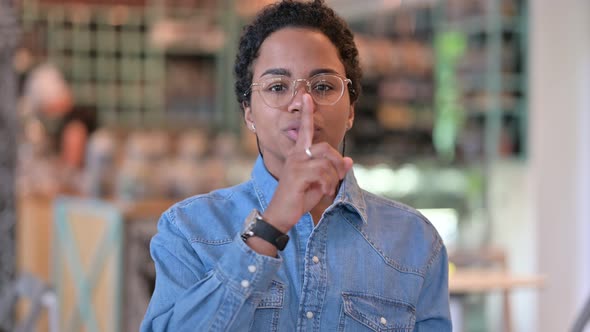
[414,241,453,332]
[140,209,283,332]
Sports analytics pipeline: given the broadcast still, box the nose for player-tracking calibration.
[287,80,313,113]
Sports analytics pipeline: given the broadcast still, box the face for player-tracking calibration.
[244,27,355,176]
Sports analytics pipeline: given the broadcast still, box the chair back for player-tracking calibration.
[53,197,123,332]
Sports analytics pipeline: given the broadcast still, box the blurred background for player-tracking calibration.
[0,0,588,331]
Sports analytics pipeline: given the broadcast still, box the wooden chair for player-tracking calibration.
[53,197,123,332]
[0,272,58,332]
[450,247,513,332]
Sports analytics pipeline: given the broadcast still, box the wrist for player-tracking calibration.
[241,209,290,251]
[261,208,293,234]
[244,236,278,257]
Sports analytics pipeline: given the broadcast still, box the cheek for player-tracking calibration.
[251,109,281,136]
[330,108,352,129]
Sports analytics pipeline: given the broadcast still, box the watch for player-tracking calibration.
[241,209,289,251]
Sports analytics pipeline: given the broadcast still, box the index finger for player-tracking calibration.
[295,94,314,151]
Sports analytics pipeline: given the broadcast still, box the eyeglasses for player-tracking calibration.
[247,73,352,108]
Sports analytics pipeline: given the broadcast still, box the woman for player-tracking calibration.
[141,1,451,331]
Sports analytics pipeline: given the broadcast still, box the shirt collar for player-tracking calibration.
[250,155,368,224]
[250,156,279,211]
[333,167,368,224]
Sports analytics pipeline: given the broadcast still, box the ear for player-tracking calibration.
[243,102,255,131]
[346,104,355,130]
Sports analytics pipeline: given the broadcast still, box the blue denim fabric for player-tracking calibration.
[141,156,451,332]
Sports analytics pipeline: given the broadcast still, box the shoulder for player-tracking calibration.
[363,191,435,229]
[168,180,253,213]
[363,190,421,214]
[157,181,257,243]
[355,190,444,275]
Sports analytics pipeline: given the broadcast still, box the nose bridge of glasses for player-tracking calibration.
[292,78,312,94]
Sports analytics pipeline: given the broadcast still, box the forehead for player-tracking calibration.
[252,27,346,78]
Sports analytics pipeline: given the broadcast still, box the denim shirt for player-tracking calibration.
[141,157,451,332]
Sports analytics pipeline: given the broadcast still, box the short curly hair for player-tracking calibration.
[234,0,362,112]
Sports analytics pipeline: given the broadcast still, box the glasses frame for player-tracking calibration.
[246,73,353,108]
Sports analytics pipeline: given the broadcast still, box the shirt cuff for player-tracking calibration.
[215,233,283,297]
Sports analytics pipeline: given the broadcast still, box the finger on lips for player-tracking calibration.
[293,93,353,183]
[295,94,314,153]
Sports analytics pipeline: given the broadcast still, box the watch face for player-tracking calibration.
[241,210,259,240]
[245,220,255,231]
[246,210,261,227]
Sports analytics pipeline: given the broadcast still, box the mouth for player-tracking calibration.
[284,123,322,142]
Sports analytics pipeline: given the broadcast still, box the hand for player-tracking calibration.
[263,94,353,233]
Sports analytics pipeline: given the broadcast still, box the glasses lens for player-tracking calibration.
[309,74,345,105]
[258,77,292,108]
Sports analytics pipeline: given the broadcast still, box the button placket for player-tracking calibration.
[301,217,330,330]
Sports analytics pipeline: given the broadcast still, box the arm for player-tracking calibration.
[140,210,282,332]
[414,242,452,332]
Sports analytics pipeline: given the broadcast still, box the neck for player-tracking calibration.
[310,193,337,225]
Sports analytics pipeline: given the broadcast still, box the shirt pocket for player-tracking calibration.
[249,280,285,332]
[338,292,416,332]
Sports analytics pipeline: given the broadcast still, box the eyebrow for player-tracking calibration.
[260,68,291,77]
[259,67,341,78]
[309,68,340,76]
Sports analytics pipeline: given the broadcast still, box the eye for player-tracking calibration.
[263,77,290,94]
[312,81,334,92]
[267,83,288,93]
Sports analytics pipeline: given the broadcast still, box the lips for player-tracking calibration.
[286,128,300,141]
[284,122,321,142]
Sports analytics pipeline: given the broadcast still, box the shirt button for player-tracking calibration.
[241,280,250,288]
[380,317,387,325]
[306,311,314,319]
[312,256,320,264]
[248,265,256,273]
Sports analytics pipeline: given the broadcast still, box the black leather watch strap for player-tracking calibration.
[241,210,289,250]
[251,218,289,250]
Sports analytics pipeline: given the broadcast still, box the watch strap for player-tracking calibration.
[242,210,289,251]
[250,218,289,250]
